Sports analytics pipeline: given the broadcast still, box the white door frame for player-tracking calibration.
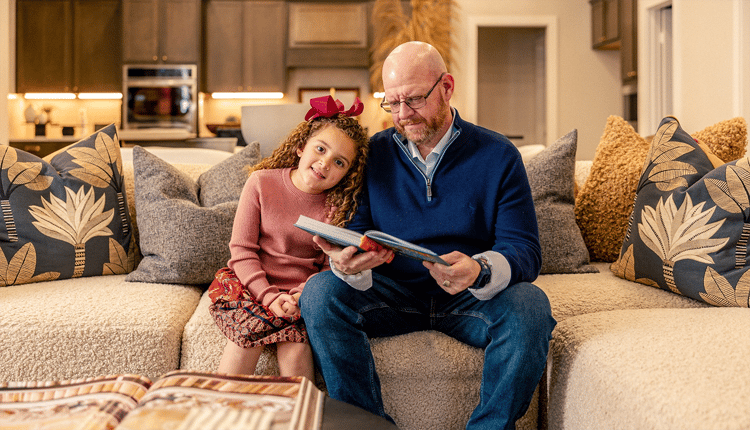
[464,15,558,147]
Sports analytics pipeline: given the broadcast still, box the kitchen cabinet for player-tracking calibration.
[203,1,286,92]
[16,0,122,93]
[285,1,371,68]
[590,0,620,50]
[620,0,638,83]
[122,0,201,64]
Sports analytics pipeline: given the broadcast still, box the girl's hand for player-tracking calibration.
[269,294,301,318]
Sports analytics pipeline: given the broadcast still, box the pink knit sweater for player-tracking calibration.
[228,167,331,307]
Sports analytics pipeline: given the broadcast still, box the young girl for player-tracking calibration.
[208,96,369,381]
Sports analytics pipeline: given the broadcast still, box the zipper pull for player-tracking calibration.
[426,178,432,201]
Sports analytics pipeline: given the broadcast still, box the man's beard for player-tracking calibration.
[395,99,449,146]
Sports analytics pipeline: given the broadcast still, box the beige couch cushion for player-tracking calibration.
[536,263,708,322]
[548,308,750,430]
[181,290,538,430]
[0,275,201,382]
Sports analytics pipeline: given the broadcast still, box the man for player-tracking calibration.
[299,41,556,430]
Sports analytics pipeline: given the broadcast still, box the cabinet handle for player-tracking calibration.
[152,55,158,61]
[162,55,168,61]
[627,71,637,78]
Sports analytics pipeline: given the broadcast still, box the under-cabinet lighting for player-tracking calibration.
[24,93,77,100]
[78,93,122,100]
[373,92,385,99]
[211,92,284,100]
[7,94,18,100]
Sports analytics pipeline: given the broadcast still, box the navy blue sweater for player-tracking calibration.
[348,110,541,295]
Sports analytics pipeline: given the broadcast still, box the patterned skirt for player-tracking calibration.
[208,267,308,348]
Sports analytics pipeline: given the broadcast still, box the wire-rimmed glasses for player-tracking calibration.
[380,72,446,113]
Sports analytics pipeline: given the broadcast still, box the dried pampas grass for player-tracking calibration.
[370,0,457,92]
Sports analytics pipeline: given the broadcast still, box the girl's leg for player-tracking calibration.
[276,341,315,382]
[217,339,264,376]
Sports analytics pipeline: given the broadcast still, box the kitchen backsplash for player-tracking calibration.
[8,68,391,141]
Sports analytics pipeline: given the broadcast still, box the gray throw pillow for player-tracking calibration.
[525,129,598,274]
[126,143,261,285]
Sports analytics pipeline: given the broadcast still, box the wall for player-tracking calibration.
[1,0,9,146]
[639,0,750,137]
[452,0,622,160]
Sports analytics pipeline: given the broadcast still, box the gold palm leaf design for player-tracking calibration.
[66,132,129,235]
[700,266,750,307]
[640,119,679,174]
[645,140,697,192]
[704,157,750,268]
[0,242,60,287]
[610,244,660,287]
[369,0,456,93]
[103,237,136,275]
[28,186,114,278]
[638,194,728,293]
[0,146,54,242]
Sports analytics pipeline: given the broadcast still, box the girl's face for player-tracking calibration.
[291,124,357,194]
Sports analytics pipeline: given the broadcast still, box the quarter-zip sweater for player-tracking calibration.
[347,110,541,295]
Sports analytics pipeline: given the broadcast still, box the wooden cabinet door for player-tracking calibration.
[204,1,244,92]
[242,1,285,92]
[619,0,638,83]
[590,0,620,49]
[16,0,73,92]
[204,0,285,93]
[122,0,159,62]
[73,0,123,92]
[161,0,201,63]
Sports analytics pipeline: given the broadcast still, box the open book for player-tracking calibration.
[0,370,324,430]
[294,215,448,265]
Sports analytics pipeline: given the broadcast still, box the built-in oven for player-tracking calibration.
[122,64,198,133]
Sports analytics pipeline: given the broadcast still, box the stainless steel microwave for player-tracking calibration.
[122,64,198,133]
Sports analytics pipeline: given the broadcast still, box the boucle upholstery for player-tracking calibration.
[548,308,750,430]
[180,290,538,430]
[0,274,201,382]
[535,262,708,321]
[7,153,749,430]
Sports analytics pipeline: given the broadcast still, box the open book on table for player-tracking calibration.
[0,370,324,430]
[294,215,448,266]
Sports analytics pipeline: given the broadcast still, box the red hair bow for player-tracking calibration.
[305,95,364,121]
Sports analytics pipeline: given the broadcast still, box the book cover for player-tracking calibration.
[294,215,448,265]
[0,371,324,430]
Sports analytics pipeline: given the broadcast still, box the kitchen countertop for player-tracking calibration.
[11,128,197,144]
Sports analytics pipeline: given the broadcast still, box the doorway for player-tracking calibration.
[465,15,558,148]
[477,27,546,147]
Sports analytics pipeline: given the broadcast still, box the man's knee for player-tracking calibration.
[300,270,346,319]
[495,282,555,337]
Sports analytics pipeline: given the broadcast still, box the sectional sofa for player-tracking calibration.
[1,118,749,430]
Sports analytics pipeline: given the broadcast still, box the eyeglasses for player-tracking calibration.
[380,72,446,113]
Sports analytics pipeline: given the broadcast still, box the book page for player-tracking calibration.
[294,215,363,250]
[0,375,151,430]
[115,372,323,430]
[365,231,448,265]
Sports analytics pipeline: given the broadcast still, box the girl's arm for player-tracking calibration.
[227,175,280,307]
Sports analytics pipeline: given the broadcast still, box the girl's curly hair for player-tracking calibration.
[248,114,370,227]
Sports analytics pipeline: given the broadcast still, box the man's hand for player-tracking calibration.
[313,235,393,275]
[424,251,482,295]
[269,293,300,318]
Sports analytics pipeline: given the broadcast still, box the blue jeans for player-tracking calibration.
[300,271,556,430]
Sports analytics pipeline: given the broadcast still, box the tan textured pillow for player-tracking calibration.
[575,116,747,262]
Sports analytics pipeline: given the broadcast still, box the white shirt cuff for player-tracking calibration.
[468,251,511,300]
[329,257,373,291]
